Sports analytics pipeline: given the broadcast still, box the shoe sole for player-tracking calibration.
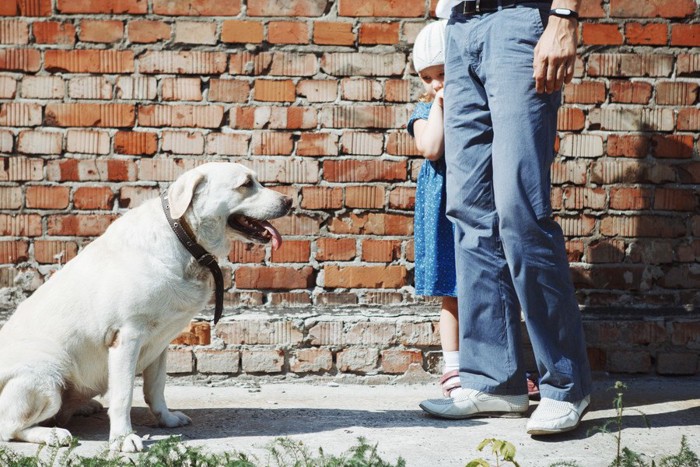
[419,403,527,420]
[526,405,590,436]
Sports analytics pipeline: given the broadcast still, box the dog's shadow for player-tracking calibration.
[64,406,486,442]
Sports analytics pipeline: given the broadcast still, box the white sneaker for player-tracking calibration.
[419,388,528,420]
[526,395,590,435]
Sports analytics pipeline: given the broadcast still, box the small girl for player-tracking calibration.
[407,20,460,397]
[408,21,540,399]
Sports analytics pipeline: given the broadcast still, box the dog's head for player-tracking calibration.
[167,162,292,255]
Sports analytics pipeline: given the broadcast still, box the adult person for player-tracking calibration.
[419,0,592,435]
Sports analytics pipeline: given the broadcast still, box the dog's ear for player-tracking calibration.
[168,170,205,219]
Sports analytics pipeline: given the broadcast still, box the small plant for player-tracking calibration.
[0,436,405,467]
[466,438,520,467]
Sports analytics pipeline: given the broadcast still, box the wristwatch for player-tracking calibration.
[549,8,579,20]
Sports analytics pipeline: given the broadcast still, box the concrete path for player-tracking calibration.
[2,375,699,466]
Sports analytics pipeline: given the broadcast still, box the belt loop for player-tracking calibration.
[475,0,481,12]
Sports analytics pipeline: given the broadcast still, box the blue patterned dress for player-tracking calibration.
[407,101,457,297]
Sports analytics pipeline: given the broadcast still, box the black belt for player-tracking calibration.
[454,0,545,15]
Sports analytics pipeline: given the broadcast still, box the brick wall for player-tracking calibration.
[0,0,698,377]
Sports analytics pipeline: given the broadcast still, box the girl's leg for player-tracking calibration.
[440,296,460,396]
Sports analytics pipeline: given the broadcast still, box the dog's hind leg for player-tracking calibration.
[143,350,191,428]
[0,375,72,446]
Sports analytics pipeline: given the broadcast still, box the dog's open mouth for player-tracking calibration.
[227,215,283,250]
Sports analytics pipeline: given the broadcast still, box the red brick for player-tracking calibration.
[162,131,204,155]
[0,76,16,99]
[587,239,625,263]
[0,214,41,236]
[66,130,110,154]
[671,24,700,46]
[316,237,356,261]
[74,186,114,210]
[206,133,249,156]
[0,241,28,263]
[47,214,117,236]
[300,186,342,210]
[0,186,21,209]
[314,22,354,46]
[651,135,694,159]
[34,240,78,264]
[20,76,64,99]
[268,21,308,45]
[174,21,217,45]
[228,241,266,264]
[208,79,250,103]
[251,131,294,155]
[254,79,296,102]
[153,0,241,16]
[17,130,62,155]
[609,80,652,104]
[138,104,224,128]
[0,0,51,16]
[172,321,211,346]
[323,159,406,182]
[582,24,623,45]
[655,81,698,105]
[346,185,384,209]
[563,81,606,104]
[140,51,227,74]
[607,135,649,158]
[0,48,40,71]
[127,20,170,43]
[362,239,401,262]
[0,156,43,181]
[359,22,399,45]
[235,266,315,289]
[248,0,326,16]
[321,53,405,77]
[557,107,586,131]
[45,103,135,128]
[388,186,415,210]
[609,187,652,210]
[678,54,700,76]
[79,20,123,43]
[297,133,337,157]
[26,186,69,209]
[677,108,700,131]
[625,22,667,45]
[115,76,157,100]
[654,188,697,211]
[337,347,379,373]
[328,212,413,235]
[384,79,411,102]
[579,0,606,18]
[45,50,134,73]
[290,348,333,373]
[381,349,422,374]
[324,265,407,288]
[118,186,158,209]
[47,159,136,182]
[241,349,284,373]
[610,0,696,18]
[57,0,146,14]
[162,77,202,101]
[340,132,383,155]
[0,19,29,44]
[195,349,239,373]
[338,0,424,17]
[221,20,263,44]
[342,78,382,101]
[68,77,112,100]
[271,240,310,263]
[114,131,157,155]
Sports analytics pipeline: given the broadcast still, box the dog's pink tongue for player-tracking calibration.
[262,221,282,250]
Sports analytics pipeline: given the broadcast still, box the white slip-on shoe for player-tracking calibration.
[526,395,590,435]
[419,388,529,420]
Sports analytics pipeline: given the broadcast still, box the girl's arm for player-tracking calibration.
[412,89,445,161]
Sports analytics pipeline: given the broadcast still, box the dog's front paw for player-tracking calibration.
[158,410,192,428]
[110,432,143,453]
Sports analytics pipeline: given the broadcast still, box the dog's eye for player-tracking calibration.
[240,177,254,189]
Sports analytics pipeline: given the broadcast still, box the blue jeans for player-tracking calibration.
[444,4,592,402]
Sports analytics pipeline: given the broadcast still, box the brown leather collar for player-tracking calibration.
[161,192,224,325]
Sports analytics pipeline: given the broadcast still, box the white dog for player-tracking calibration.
[0,162,291,452]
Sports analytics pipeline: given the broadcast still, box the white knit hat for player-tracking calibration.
[412,20,447,73]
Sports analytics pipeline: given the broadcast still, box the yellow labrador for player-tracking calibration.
[0,162,291,452]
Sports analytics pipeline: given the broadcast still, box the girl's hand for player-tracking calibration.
[435,88,445,108]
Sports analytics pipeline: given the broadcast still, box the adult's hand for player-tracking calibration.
[533,15,578,94]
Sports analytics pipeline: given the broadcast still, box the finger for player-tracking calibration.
[533,56,546,93]
[564,59,576,84]
[554,62,567,92]
[545,59,557,94]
